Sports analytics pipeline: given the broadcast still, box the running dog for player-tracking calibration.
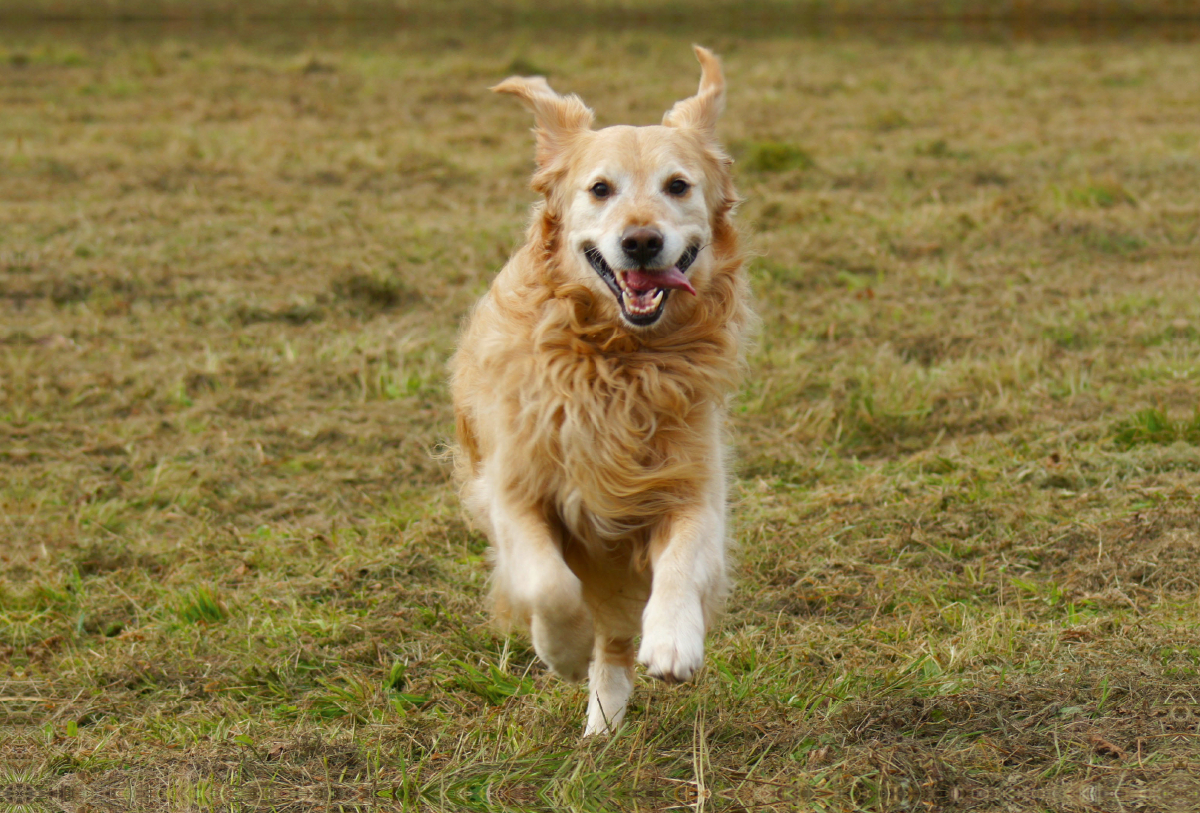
[451,46,751,735]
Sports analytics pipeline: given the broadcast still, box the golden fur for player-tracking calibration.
[450,46,750,735]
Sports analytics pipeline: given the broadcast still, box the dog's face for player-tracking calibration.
[564,127,713,328]
[495,47,735,332]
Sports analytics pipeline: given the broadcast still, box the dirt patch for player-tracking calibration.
[1041,507,1200,606]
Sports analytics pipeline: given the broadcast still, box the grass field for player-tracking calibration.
[2,13,1200,813]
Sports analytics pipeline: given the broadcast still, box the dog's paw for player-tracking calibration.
[637,622,705,684]
[531,610,594,683]
[583,712,622,737]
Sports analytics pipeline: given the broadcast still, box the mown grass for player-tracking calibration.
[2,14,1200,813]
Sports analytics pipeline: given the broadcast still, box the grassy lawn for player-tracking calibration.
[2,12,1200,812]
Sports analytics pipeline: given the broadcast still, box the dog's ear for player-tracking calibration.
[662,45,725,138]
[492,76,594,177]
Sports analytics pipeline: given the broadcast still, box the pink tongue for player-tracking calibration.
[624,266,696,296]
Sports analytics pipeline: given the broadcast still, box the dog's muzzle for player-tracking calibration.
[584,244,700,327]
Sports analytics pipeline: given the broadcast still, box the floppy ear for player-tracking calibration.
[492,75,594,172]
[662,45,725,137]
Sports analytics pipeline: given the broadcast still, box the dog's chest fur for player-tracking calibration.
[525,339,716,540]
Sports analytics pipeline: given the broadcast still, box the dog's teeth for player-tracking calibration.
[615,273,667,319]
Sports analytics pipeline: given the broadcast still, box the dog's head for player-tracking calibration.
[494,46,737,333]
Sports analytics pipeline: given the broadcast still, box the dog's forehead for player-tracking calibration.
[575,124,705,179]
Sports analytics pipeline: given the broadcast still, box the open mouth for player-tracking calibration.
[584,244,700,326]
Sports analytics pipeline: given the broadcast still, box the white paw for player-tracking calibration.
[583,708,619,737]
[637,618,705,684]
[585,659,633,736]
[531,611,593,683]
[583,714,622,737]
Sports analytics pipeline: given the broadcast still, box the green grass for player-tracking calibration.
[3,13,1200,813]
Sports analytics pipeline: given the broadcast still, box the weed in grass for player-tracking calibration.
[737,140,815,174]
[447,659,534,707]
[1112,407,1200,448]
[175,587,227,625]
[1065,178,1138,209]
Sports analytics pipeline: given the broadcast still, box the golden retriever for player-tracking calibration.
[450,46,750,735]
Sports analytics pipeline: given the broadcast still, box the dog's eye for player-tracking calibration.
[667,178,690,196]
[591,181,611,199]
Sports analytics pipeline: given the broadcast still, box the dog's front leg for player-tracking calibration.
[488,489,594,682]
[637,493,727,684]
[584,634,635,736]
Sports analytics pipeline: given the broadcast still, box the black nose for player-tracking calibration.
[620,227,664,266]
